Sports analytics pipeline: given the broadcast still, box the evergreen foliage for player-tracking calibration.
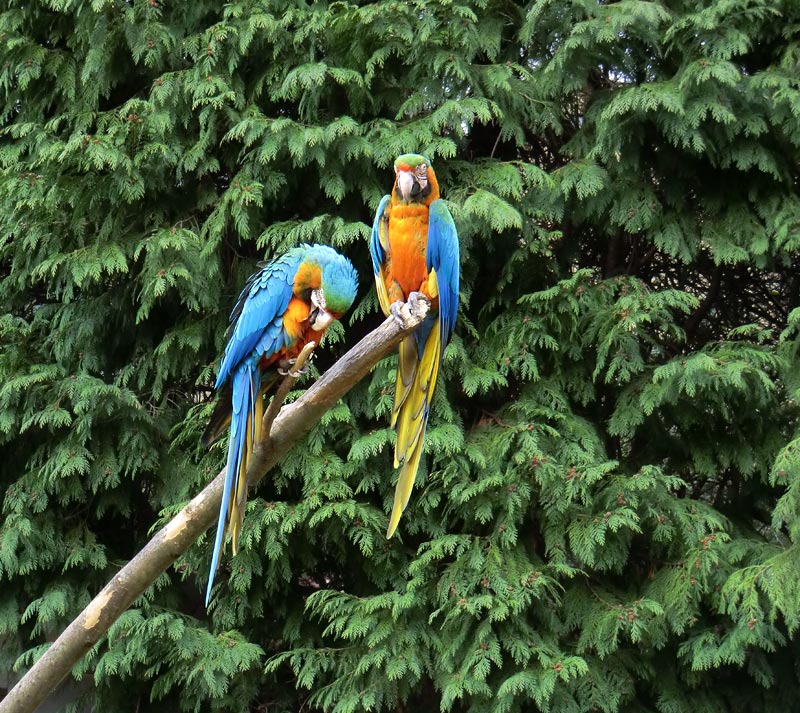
[2,0,800,710]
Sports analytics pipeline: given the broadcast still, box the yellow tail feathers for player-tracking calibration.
[386,436,426,538]
[227,388,264,555]
[387,325,442,538]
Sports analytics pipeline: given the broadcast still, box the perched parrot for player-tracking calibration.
[203,244,358,604]
[370,153,460,538]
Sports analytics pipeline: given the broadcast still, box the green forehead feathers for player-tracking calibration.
[394,153,432,169]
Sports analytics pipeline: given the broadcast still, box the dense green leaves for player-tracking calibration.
[2,0,800,711]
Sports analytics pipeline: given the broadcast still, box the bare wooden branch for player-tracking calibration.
[262,340,317,441]
[0,298,429,713]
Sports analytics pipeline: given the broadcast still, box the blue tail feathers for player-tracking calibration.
[205,363,257,606]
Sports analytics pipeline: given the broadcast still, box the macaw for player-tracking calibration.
[370,153,460,538]
[203,244,358,604]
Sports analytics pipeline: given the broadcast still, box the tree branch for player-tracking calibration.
[263,340,317,440]
[0,298,429,713]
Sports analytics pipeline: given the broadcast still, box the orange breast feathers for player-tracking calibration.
[258,297,324,370]
[386,204,435,304]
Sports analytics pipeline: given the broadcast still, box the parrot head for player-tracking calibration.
[393,153,440,204]
[293,244,358,331]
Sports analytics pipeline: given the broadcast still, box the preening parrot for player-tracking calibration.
[370,154,460,538]
[203,244,358,604]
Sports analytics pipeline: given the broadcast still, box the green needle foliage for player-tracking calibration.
[2,0,800,711]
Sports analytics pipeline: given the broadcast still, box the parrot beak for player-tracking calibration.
[397,169,414,201]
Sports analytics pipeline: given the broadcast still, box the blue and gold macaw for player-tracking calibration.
[370,154,460,537]
[203,244,358,604]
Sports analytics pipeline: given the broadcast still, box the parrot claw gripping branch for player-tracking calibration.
[390,290,430,329]
[277,355,312,378]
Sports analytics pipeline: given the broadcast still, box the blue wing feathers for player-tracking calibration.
[370,195,391,275]
[252,316,288,361]
[214,254,299,389]
[427,200,460,346]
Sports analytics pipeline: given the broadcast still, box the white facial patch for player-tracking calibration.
[311,288,326,311]
[415,164,428,190]
[310,288,334,330]
[311,309,334,331]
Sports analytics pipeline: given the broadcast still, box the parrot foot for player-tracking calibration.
[278,357,309,377]
[407,291,426,313]
[390,293,430,328]
[390,301,410,327]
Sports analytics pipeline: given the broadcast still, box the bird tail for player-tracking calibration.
[387,319,442,538]
[202,373,280,447]
[205,364,264,605]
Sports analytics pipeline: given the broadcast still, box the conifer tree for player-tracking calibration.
[2,0,800,711]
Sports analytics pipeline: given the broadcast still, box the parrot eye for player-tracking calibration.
[415,164,427,177]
